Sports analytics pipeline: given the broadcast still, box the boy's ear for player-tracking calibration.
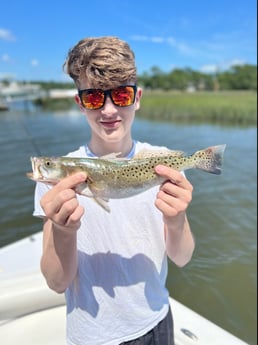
[74,94,85,111]
[134,87,142,111]
[74,94,81,105]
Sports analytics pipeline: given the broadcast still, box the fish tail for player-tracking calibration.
[193,144,226,175]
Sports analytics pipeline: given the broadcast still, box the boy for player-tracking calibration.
[34,36,195,345]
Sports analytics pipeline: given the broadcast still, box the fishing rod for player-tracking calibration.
[18,112,42,156]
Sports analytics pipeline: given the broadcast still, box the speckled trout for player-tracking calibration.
[27,144,226,211]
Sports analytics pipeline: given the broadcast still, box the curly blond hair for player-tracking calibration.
[64,36,137,89]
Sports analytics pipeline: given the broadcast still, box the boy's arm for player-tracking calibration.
[154,165,195,267]
[41,219,78,293]
[40,173,86,293]
[164,213,195,267]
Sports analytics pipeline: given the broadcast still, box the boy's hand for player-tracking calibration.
[40,173,87,231]
[154,165,193,220]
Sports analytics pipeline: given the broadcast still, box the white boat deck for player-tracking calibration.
[0,232,248,345]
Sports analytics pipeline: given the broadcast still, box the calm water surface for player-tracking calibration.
[0,105,256,344]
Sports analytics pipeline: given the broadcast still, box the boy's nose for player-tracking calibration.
[101,96,117,115]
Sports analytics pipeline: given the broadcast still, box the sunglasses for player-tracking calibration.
[78,85,137,110]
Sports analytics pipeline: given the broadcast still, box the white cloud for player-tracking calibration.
[167,37,176,45]
[0,29,16,41]
[31,59,39,67]
[130,33,255,64]
[226,59,246,68]
[130,35,149,42]
[200,64,219,74]
[200,59,246,74]
[151,37,165,43]
[130,35,196,55]
[130,35,175,45]
[2,54,10,62]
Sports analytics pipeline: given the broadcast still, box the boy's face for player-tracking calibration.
[75,80,142,147]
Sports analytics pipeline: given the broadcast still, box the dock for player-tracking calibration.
[0,81,77,109]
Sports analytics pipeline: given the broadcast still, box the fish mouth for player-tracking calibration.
[26,157,44,181]
[26,171,45,182]
[26,172,36,180]
[26,171,55,184]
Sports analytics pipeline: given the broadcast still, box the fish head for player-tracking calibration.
[27,157,67,183]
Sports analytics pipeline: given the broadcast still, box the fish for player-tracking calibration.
[27,144,226,212]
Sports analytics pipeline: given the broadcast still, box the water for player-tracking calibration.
[0,105,256,344]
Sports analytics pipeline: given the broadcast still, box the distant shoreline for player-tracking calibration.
[34,90,257,126]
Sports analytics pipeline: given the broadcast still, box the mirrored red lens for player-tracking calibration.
[81,90,104,109]
[111,86,135,107]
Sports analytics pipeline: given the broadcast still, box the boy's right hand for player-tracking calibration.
[40,173,87,232]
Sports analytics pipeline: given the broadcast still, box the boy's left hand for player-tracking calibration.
[154,165,193,219]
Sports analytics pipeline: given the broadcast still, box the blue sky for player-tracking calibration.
[0,0,257,82]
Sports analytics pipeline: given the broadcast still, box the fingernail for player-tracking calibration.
[155,165,164,173]
[78,172,87,179]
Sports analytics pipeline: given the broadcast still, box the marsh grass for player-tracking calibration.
[138,90,257,125]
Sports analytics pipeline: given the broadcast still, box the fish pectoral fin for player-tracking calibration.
[74,182,111,212]
[94,197,110,213]
[74,182,93,197]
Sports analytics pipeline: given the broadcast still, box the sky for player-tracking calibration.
[0,0,257,82]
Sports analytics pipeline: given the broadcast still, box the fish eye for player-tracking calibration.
[45,161,52,167]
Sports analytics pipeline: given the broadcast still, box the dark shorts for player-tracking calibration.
[120,307,174,345]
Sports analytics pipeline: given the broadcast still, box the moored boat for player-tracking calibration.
[0,101,8,111]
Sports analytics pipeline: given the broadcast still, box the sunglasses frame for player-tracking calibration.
[78,85,137,110]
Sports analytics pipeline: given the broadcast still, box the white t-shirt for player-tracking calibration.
[33,141,170,345]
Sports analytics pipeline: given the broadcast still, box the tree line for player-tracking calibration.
[137,64,257,91]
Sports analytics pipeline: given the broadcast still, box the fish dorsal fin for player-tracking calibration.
[100,152,121,159]
[100,152,129,162]
[133,149,184,160]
